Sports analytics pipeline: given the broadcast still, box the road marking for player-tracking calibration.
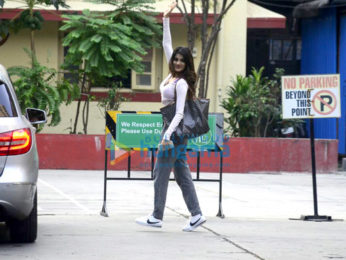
[167,206,266,260]
[38,178,92,214]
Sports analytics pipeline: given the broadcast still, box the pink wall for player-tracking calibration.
[36,134,338,173]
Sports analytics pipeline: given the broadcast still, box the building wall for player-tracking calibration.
[338,14,346,154]
[300,8,345,154]
[43,101,164,134]
[0,21,59,70]
[214,0,247,115]
[37,134,339,173]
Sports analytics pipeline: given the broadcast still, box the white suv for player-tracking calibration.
[0,64,46,243]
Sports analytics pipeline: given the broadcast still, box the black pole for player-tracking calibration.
[128,151,131,178]
[103,150,108,202]
[310,119,319,216]
[290,119,332,221]
[217,148,224,218]
[100,150,109,217]
[197,151,200,180]
[151,149,155,179]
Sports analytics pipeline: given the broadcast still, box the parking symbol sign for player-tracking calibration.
[312,90,337,115]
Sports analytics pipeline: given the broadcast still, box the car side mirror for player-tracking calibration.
[25,108,47,125]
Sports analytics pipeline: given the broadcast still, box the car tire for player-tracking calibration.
[8,191,37,243]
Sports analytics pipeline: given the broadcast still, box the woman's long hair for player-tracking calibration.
[169,47,197,99]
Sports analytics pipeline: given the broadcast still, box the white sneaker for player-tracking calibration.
[135,215,162,228]
[182,214,206,232]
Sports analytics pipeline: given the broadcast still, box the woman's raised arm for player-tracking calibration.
[162,1,177,63]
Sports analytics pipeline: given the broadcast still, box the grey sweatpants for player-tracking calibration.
[152,135,202,220]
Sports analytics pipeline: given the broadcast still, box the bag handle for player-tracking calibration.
[173,78,191,102]
[173,78,180,102]
[174,78,198,101]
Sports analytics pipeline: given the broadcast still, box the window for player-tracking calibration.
[132,48,162,91]
[270,40,282,60]
[283,40,293,60]
[0,83,17,117]
[296,40,302,60]
[62,40,132,89]
[60,32,161,91]
[110,70,132,89]
[60,31,79,85]
[269,39,301,61]
[63,45,79,85]
[136,61,152,86]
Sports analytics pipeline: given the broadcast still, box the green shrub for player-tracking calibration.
[8,50,80,128]
[221,67,303,137]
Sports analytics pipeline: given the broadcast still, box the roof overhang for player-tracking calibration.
[0,10,286,28]
[248,0,346,18]
[248,0,298,17]
[247,1,286,28]
[247,18,286,29]
[0,9,217,24]
[0,1,286,28]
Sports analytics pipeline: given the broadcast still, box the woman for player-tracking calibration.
[136,1,206,232]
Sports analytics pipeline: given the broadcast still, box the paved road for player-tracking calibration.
[0,170,345,259]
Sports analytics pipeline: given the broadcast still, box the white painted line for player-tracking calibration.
[38,178,92,214]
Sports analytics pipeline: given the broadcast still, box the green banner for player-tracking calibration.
[116,113,217,150]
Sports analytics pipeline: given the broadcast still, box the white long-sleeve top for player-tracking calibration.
[160,17,188,141]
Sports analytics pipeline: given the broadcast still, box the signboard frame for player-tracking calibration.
[101,111,225,219]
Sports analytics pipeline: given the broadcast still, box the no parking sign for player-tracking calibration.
[282,74,340,222]
[282,74,341,119]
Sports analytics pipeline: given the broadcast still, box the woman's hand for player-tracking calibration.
[161,139,172,145]
[163,1,177,18]
[158,139,174,152]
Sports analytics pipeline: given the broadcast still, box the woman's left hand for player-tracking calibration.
[163,1,177,17]
[159,139,174,151]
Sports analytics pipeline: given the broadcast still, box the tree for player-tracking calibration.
[0,0,68,67]
[0,20,10,46]
[1,1,78,129]
[97,82,130,117]
[61,1,161,134]
[177,0,237,98]
[8,50,80,128]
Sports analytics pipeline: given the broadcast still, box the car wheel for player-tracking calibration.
[8,191,37,243]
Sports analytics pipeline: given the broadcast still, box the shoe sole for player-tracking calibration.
[135,220,162,228]
[183,219,206,232]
